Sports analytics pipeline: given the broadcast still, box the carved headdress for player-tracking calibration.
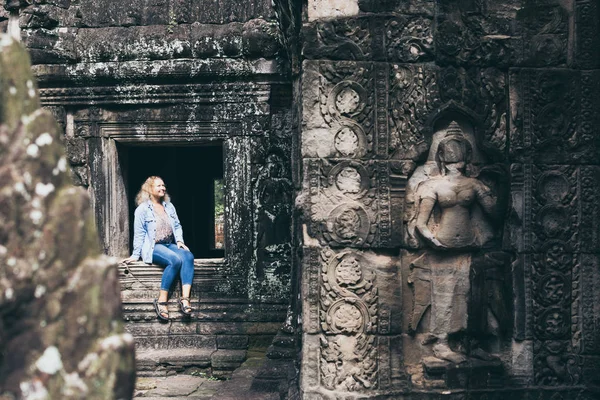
[435,121,473,175]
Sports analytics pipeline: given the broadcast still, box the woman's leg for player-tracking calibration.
[166,244,194,307]
[152,244,183,303]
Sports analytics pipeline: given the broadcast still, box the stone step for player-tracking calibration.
[136,348,247,378]
[134,353,283,399]
[250,358,297,395]
[270,332,296,349]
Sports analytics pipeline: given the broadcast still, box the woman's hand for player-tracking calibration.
[121,256,139,264]
[177,241,189,251]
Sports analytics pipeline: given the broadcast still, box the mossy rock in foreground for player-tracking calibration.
[0,34,136,400]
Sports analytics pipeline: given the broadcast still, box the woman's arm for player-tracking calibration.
[122,206,145,263]
[131,206,145,259]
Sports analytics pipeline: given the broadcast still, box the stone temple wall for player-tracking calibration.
[7,0,600,397]
[295,0,600,398]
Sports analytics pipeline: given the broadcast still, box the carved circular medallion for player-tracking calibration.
[326,204,370,246]
[542,240,573,272]
[536,72,569,103]
[326,298,370,334]
[328,161,370,199]
[336,87,360,115]
[336,167,362,194]
[328,81,366,119]
[538,307,569,339]
[531,36,564,66]
[538,273,568,306]
[537,104,570,140]
[326,251,373,296]
[333,121,369,158]
[435,20,463,56]
[537,172,570,204]
[334,127,359,157]
[335,256,362,286]
[537,205,569,238]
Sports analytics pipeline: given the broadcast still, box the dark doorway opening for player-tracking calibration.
[122,144,225,259]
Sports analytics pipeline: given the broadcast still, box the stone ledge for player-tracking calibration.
[32,58,282,85]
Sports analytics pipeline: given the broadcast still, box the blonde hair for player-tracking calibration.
[135,176,170,206]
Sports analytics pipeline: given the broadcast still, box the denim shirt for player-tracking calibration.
[131,200,184,263]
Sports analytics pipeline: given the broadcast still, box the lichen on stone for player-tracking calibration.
[0,33,135,399]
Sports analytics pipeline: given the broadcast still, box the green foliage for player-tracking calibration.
[214,179,224,219]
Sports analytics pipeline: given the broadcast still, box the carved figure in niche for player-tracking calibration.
[256,151,292,279]
[406,121,509,364]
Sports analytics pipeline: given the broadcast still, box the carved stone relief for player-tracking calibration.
[298,3,600,396]
[434,9,522,67]
[575,0,600,69]
[509,69,598,165]
[303,14,434,63]
[252,147,293,301]
[389,65,507,162]
[402,118,510,385]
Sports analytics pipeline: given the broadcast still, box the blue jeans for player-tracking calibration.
[152,243,195,291]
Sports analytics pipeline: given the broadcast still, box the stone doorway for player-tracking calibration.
[121,144,225,259]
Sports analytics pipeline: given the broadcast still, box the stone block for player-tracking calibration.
[509,69,600,165]
[74,25,193,63]
[242,19,280,58]
[182,0,274,24]
[136,348,214,376]
[78,0,170,28]
[65,137,86,165]
[211,349,247,370]
[270,333,296,348]
[69,165,88,187]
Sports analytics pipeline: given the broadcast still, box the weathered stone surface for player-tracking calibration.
[14,0,275,30]
[21,21,282,65]
[217,335,249,350]
[0,34,135,399]
[143,375,205,397]
[211,350,248,370]
[308,0,359,21]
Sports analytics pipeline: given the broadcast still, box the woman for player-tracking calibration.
[122,176,194,321]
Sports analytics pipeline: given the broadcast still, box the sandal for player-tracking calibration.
[153,299,169,321]
[179,297,192,315]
